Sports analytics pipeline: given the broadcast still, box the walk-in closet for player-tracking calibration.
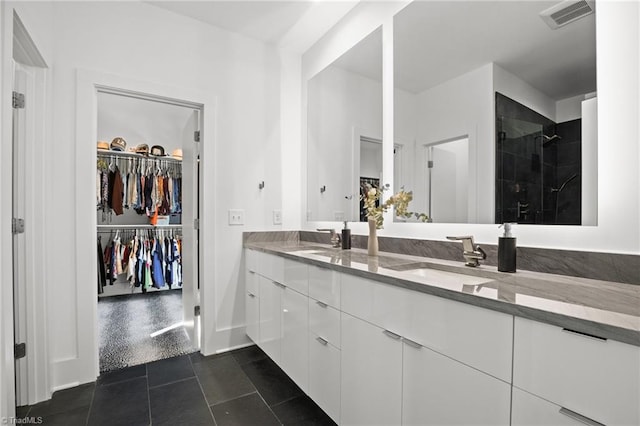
[96,91,200,372]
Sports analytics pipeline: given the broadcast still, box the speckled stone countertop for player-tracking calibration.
[244,241,640,347]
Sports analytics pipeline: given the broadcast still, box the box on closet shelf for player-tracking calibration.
[155,216,170,226]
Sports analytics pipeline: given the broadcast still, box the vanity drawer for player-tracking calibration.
[341,273,512,382]
[512,387,588,426]
[513,317,640,425]
[246,268,259,295]
[309,265,341,308]
[245,249,258,273]
[309,297,341,348]
[283,259,308,295]
[257,252,284,283]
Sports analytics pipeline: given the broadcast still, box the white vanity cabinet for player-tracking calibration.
[513,317,640,426]
[340,272,512,425]
[244,248,639,426]
[245,251,260,342]
[247,250,309,391]
[308,271,342,424]
[341,312,403,426]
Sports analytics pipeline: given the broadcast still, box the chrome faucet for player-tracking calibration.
[446,235,487,267]
[317,228,341,248]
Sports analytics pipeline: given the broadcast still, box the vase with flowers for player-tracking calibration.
[360,183,429,256]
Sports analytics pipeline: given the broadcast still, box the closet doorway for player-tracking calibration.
[95,89,201,373]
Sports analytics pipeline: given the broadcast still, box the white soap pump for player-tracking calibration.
[498,223,516,272]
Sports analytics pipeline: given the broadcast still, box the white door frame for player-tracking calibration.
[68,69,216,387]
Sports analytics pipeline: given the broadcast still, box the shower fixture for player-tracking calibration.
[551,173,578,193]
[536,134,562,146]
[551,173,579,224]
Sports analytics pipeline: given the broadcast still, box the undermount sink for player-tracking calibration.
[402,268,494,286]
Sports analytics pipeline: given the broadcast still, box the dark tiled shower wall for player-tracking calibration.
[243,231,639,286]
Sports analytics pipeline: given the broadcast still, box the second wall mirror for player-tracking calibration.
[307,26,383,223]
[393,0,596,225]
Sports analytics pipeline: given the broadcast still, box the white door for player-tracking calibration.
[181,109,200,348]
[12,62,28,408]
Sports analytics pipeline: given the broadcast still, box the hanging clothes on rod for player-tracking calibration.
[97,225,183,295]
[97,151,182,219]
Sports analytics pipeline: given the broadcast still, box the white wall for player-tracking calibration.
[300,0,640,255]
[7,0,291,393]
[493,64,556,121]
[556,94,586,123]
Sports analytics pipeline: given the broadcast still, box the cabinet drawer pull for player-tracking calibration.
[558,407,604,426]
[315,301,328,308]
[247,292,256,298]
[273,281,286,289]
[248,270,255,274]
[316,336,328,345]
[402,337,422,349]
[383,330,402,340]
[562,328,607,342]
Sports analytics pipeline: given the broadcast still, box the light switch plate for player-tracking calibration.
[273,210,282,225]
[228,209,245,225]
[334,211,345,221]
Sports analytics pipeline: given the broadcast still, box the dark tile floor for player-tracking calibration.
[98,291,194,372]
[17,345,336,426]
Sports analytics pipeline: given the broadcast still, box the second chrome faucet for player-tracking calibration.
[446,235,487,267]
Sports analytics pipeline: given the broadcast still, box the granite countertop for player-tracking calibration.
[244,241,640,347]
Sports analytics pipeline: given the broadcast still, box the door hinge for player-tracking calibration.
[194,305,201,316]
[12,218,25,234]
[194,218,200,230]
[194,130,201,142]
[12,91,25,109]
[14,343,26,359]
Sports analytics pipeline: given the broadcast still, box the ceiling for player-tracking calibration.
[329,1,596,101]
[393,1,596,99]
[146,0,359,53]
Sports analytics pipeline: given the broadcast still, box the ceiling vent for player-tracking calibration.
[540,0,594,29]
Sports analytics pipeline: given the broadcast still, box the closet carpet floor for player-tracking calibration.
[98,290,194,372]
[18,345,336,426]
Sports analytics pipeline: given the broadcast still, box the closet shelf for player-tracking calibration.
[97,149,182,163]
[96,224,182,230]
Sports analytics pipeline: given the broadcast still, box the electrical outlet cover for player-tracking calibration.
[228,209,245,225]
[273,210,282,225]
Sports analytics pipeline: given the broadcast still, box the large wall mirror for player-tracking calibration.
[307,26,382,222]
[393,0,596,225]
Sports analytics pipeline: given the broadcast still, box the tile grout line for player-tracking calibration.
[253,388,284,426]
[85,382,98,426]
[189,353,218,426]
[147,374,197,390]
[208,390,259,408]
[145,365,153,426]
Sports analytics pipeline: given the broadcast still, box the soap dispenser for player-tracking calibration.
[341,221,351,250]
[498,223,516,272]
